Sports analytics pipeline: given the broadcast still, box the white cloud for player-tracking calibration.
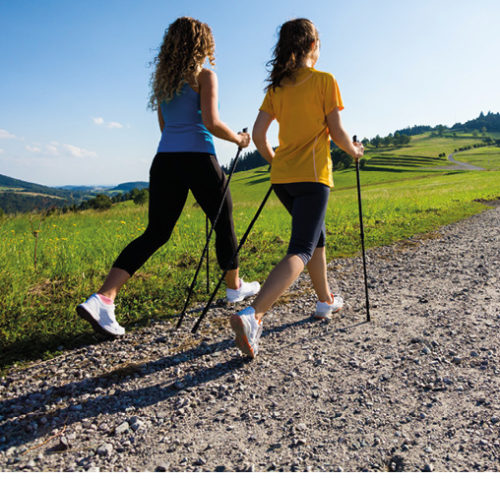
[0,148,4,154]
[46,144,59,155]
[93,117,124,129]
[0,129,16,139]
[62,143,97,158]
[26,145,41,153]
[22,139,96,158]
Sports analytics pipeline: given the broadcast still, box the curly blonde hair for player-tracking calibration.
[266,18,319,92]
[148,17,215,110]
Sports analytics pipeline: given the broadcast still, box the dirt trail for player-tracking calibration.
[1,204,499,472]
[445,154,485,171]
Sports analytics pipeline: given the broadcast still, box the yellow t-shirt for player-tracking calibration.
[259,67,344,187]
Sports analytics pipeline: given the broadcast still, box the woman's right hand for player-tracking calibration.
[353,141,364,159]
[236,131,251,148]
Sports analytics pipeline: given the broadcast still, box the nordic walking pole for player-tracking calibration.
[205,216,210,293]
[191,185,274,334]
[353,135,371,322]
[176,128,248,329]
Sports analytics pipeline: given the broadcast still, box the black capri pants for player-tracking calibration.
[113,152,239,276]
[272,182,330,265]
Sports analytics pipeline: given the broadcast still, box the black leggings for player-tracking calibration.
[113,152,239,276]
[272,182,330,265]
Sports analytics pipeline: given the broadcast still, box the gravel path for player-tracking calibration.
[1,203,499,472]
[445,154,485,171]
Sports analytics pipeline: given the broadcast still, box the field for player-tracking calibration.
[1,135,500,371]
[454,146,500,170]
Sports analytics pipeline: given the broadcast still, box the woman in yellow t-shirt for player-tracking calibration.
[229,18,364,358]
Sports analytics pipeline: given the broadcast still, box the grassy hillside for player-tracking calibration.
[454,146,500,170]
[0,173,86,214]
[1,135,500,371]
[377,132,486,157]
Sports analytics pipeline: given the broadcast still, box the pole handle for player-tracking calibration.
[353,135,359,163]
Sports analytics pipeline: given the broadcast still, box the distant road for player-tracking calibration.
[447,153,485,170]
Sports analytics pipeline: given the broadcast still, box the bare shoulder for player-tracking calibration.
[199,68,217,85]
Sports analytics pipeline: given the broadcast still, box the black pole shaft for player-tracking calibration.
[191,185,273,334]
[176,129,247,330]
[355,158,371,322]
[206,215,210,294]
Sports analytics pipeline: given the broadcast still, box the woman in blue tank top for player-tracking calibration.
[77,17,260,338]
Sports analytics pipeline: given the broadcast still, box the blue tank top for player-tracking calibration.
[157,83,215,154]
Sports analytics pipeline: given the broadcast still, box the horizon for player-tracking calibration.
[1,0,500,186]
[1,111,498,189]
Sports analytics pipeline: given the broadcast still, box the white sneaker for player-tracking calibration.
[230,306,262,358]
[226,278,260,303]
[76,294,125,338]
[314,293,344,319]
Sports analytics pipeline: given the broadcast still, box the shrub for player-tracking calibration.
[133,189,149,205]
[90,194,112,210]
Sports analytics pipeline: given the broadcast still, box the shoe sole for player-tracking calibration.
[314,305,343,319]
[76,304,123,338]
[230,314,255,358]
[226,292,259,304]
[226,286,261,304]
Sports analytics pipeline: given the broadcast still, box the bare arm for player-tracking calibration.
[326,108,364,160]
[252,110,275,164]
[199,69,250,148]
[158,107,165,132]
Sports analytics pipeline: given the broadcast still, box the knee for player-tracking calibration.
[143,225,171,247]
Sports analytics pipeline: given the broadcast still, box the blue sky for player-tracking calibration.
[1,0,499,186]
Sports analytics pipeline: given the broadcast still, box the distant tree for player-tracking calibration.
[90,194,112,210]
[133,189,149,205]
[393,132,410,146]
[395,125,433,136]
[361,137,370,146]
[472,129,479,137]
[436,124,445,136]
[382,135,392,147]
[112,192,125,203]
[371,135,381,148]
[331,146,352,170]
[222,149,267,173]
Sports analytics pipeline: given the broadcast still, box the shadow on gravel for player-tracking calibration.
[0,313,330,452]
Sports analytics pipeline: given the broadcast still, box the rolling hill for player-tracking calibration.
[0,174,149,214]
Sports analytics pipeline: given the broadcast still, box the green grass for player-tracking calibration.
[1,137,500,372]
[385,132,486,157]
[454,146,500,170]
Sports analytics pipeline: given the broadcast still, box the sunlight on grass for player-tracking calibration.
[1,143,500,371]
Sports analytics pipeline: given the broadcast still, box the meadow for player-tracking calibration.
[1,133,500,371]
[454,146,500,170]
